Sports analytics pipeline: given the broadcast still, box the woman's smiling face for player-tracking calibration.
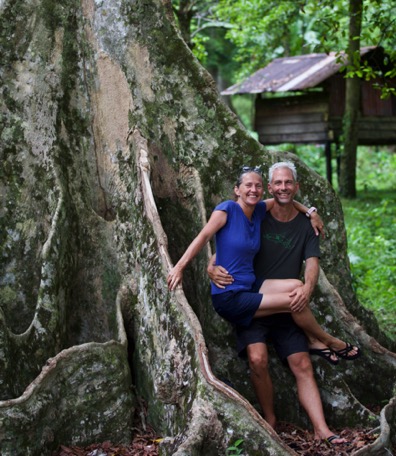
[235,172,264,207]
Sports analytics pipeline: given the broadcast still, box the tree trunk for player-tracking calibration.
[339,0,363,198]
[0,0,395,455]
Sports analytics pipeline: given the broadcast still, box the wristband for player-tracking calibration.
[306,207,317,218]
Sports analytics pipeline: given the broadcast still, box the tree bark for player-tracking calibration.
[339,0,363,198]
[0,0,395,455]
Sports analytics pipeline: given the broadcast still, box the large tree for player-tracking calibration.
[0,0,395,455]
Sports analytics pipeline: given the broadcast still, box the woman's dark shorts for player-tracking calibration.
[235,314,309,361]
[211,290,262,328]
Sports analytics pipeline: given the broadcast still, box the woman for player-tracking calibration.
[167,166,359,360]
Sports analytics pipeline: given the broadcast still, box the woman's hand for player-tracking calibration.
[310,212,325,238]
[289,284,310,312]
[167,266,183,291]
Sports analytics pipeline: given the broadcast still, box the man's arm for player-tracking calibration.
[289,257,319,312]
[207,254,234,289]
[303,256,320,297]
[265,199,325,238]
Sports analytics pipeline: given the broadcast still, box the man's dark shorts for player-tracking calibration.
[235,314,309,361]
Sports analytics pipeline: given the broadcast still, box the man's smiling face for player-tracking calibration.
[267,167,299,206]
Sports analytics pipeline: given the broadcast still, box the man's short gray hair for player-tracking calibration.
[269,161,298,182]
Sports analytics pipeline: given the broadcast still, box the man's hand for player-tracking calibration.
[207,263,234,289]
[310,212,325,238]
[289,284,311,312]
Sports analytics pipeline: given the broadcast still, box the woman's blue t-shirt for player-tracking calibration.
[211,200,267,295]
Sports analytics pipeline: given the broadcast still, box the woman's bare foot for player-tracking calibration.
[328,340,361,360]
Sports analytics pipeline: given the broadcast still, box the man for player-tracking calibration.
[208,161,358,445]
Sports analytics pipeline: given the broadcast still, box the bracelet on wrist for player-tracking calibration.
[306,207,317,218]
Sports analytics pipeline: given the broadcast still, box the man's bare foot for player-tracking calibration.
[321,434,348,446]
[315,430,348,445]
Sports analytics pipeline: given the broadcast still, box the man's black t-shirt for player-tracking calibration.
[253,212,321,290]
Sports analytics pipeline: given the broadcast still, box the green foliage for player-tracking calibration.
[355,148,396,191]
[230,95,256,132]
[214,0,312,79]
[198,26,238,87]
[226,438,244,456]
[171,0,239,87]
[303,0,396,98]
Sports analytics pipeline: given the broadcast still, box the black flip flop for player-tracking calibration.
[309,347,339,365]
[333,342,361,360]
[325,434,349,446]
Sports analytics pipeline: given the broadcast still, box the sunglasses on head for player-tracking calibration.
[242,166,262,173]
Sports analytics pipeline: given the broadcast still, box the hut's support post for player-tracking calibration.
[325,141,333,185]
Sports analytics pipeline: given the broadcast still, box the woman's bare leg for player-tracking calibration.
[254,279,357,354]
[256,280,335,357]
[258,278,302,295]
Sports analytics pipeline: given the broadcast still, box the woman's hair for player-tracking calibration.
[268,161,297,182]
[236,166,263,187]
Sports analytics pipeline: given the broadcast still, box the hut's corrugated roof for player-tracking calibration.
[221,47,376,95]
